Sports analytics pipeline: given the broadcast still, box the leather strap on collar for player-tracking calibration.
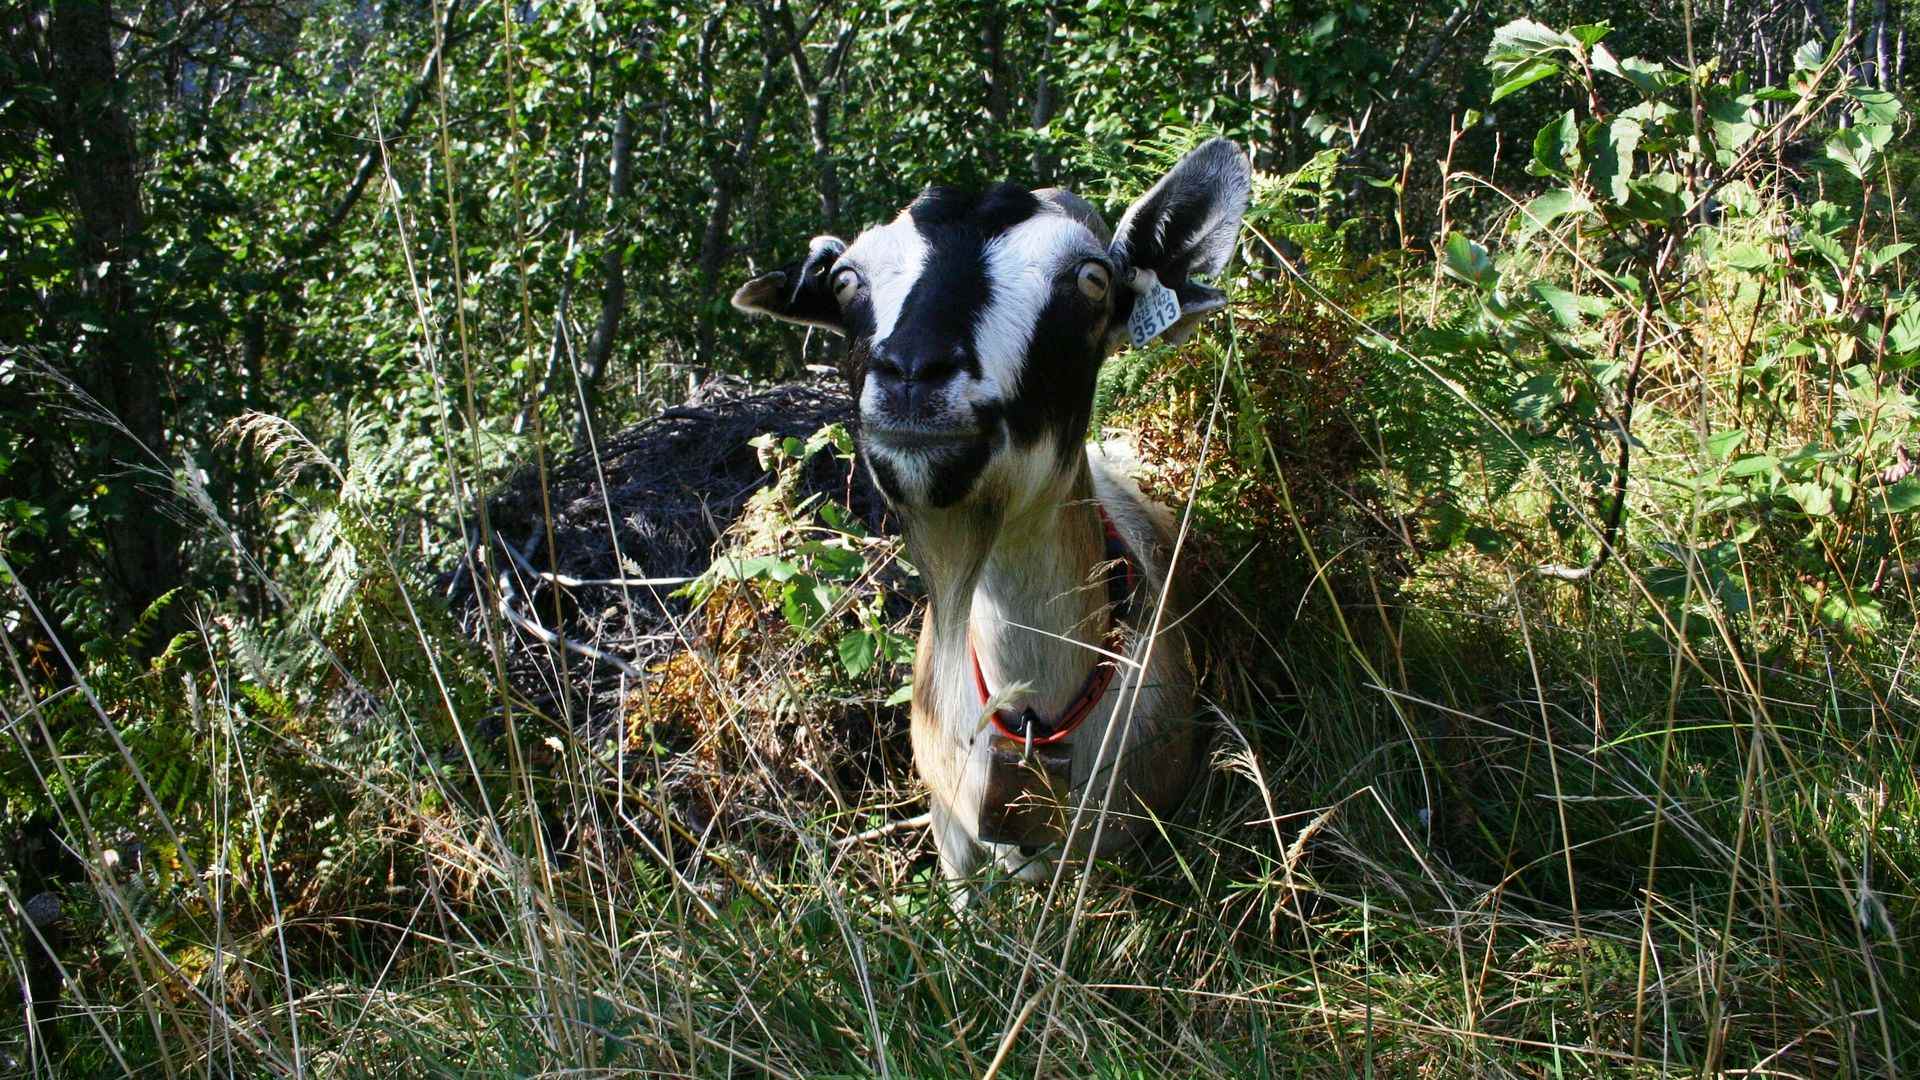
[968,506,1138,747]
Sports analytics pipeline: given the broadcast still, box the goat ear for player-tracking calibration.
[731,236,849,333]
[1105,138,1251,350]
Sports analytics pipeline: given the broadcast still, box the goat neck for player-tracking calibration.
[904,461,1109,721]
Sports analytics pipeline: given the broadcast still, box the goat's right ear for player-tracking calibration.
[731,235,848,333]
[1105,138,1252,351]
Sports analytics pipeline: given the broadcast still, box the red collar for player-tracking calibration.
[968,506,1138,747]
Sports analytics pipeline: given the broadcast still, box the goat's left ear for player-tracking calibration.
[732,235,849,333]
[1106,138,1252,351]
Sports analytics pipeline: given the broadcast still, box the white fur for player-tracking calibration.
[969,215,1105,405]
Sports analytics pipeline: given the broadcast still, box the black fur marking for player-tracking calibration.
[876,183,1048,392]
[1006,285,1104,468]
[908,183,1043,235]
[736,238,847,330]
[866,450,906,506]
[924,439,995,508]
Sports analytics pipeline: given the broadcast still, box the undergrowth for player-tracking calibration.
[3,18,1918,1078]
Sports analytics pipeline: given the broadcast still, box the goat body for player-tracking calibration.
[734,138,1250,882]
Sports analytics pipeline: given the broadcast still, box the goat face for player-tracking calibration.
[734,138,1252,514]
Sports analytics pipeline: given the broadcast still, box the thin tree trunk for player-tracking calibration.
[1029,9,1058,182]
[33,0,183,636]
[575,108,636,449]
[1872,0,1890,86]
[696,20,784,371]
[772,3,857,227]
[983,2,1011,173]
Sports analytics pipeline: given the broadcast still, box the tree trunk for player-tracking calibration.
[575,108,636,449]
[1871,0,1890,86]
[696,35,783,371]
[983,3,1011,173]
[34,0,184,636]
[772,3,858,229]
[1029,9,1059,182]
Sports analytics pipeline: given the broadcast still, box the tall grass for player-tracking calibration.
[4,26,1917,1080]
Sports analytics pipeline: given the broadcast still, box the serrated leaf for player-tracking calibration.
[837,630,876,677]
[1823,128,1877,179]
[1514,188,1591,244]
[1442,232,1497,290]
[1599,54,1682,94]
[1591,41,1623,79]
[1530,111,1580,178]
[1888,304,1920,354]
[1864,242,1913,274]
[1848,87,1903,125]
[1802,230,1847,273]
[1623,172,1685,221]
[1492,58,1562,103]
[1510,373,1560,422]
[1486,19,1576,74]
[1567,23,1611,47]
[1726,454,1778,478]
[1722,243,1774,271]
[1532,283,1585,328]
[1590,118,1642,204]
[1707,429,1746,459]
[1883,478,1920,512]
[1717,180,1761,215]
[1706,92,1759,152]
[1786,480,1834,517]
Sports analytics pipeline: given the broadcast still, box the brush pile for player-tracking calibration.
[442,375,895,730]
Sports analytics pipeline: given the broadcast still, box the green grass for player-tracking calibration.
[8,67,1920,1078]
[12,329,1916,1074]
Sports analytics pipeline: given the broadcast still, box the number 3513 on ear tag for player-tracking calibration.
[1127,271,1182,346]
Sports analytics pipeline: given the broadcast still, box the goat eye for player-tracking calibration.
[832,267,862,306]
[1076,261,1110,302]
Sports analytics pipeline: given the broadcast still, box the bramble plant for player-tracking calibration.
[1431,19,1914,644]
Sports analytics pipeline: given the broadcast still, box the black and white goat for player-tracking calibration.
[734,139,1252,882]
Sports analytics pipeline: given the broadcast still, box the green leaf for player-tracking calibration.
[1722,243,1774,272]
[1529,111,1580,178]
[1486,19,1576,75]
[1567,23,1611,47]
[1623,172,1684,221]
[1705,92,1759,153]
[1598,52,1683,94]
[780,576,827,628]
[837,630,876,677]
[1802,230,1847,273]
[1786,480,1834,517]
[1442,232,1496,290]
[1510,373,1560,422]
[1590,118,1642,204]
[1514,188,1591,243]
[1863,242,1913,275]
[1492,58,1562,103]
[799,541,865,580]
[1717,181,1761,216]
[1823,128,1877,179]
[1532,283,1585,329]
[884,683,914,707]
[1848,87,1903,125]
[1888,304,1920,355]
[1793,40,1825,72]
[1726,454,1779,478]
[1706,429,1746,459]
[1883,479,1920,513]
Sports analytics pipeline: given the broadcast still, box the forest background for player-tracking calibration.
[4,0,1920,1074]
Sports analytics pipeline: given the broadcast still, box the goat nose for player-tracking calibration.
[869,341,965,415]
